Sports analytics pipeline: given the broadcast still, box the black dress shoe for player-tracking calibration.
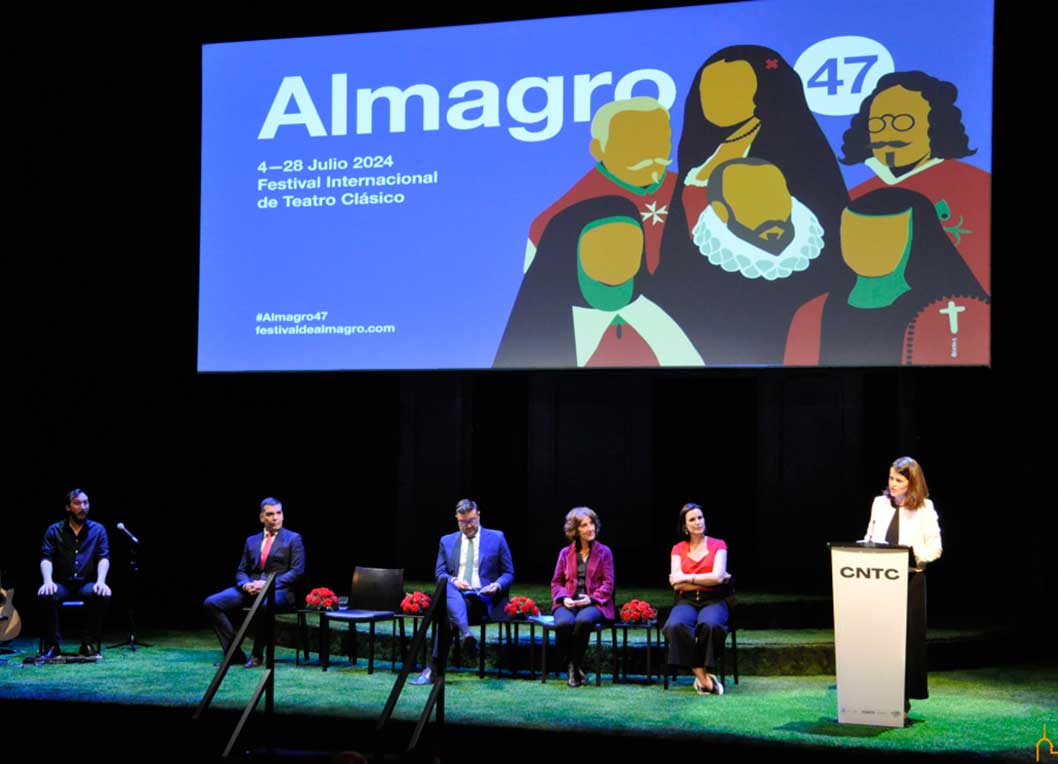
[461,633,478,656]
[409,667,433,686]
[41,645,61,660]
[244,655,263,669]
[78,643,99,658]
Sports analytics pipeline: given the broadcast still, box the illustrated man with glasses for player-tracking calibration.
[839,70,990,294]
[410,498,514,685]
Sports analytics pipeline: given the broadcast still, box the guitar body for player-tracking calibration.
[0,587,22,642]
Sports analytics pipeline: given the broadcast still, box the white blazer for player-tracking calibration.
[863,496,943,570]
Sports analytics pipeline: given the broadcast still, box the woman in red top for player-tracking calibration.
[662,502,731,695]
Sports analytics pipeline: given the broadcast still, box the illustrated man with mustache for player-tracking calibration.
[841,71,990,294]
[524,97,676,277]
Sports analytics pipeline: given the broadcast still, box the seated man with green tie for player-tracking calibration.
[410,498,515,685]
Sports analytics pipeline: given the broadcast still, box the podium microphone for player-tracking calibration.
[116,522,140,545]
[857,518,876,545]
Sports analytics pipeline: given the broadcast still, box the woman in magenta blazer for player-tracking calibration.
[550,506,615,687]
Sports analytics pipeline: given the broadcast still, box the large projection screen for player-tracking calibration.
[199,0,993,371]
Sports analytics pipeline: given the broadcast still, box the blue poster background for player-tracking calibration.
[198,0,993,371]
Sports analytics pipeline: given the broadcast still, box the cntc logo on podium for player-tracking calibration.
[839,567,901,580]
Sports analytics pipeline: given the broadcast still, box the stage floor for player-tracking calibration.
[0,629,1050,762]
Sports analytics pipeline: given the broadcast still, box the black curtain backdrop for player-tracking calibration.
[9,3,1054,645]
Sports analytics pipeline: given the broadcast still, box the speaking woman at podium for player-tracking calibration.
[862,456,943,716]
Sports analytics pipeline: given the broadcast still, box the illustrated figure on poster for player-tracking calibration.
[524,97,676,277]
[691,158,825,281]
[841,71,989,294]
[784,187,989,366]
[495,195,703,368]
[656,45,850,365]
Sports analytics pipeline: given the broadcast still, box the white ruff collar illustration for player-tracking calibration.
[691,197,824,280]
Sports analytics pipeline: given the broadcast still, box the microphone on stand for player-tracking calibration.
[108,522,151,651]
[857,518,876,545]
[116,522,140,545]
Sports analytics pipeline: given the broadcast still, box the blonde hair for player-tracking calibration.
[591,97,667,150]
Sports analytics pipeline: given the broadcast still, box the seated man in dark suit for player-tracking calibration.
[204,497,306,668]
[410,498,514,685]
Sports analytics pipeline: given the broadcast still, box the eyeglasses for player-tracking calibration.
[456,516,479,527]
[868,114,916,133]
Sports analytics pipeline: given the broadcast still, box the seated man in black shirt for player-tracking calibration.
[37,488,112,658]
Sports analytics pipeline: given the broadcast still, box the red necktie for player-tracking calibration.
[260,533,275,569]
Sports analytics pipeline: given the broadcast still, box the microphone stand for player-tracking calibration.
[107,531,152,651]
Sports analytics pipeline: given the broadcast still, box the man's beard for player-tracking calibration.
[726,217,796,255]
[887,155,930,177]
[871,141,928,175]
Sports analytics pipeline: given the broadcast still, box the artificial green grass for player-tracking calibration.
[278,613,1002,649]
[275,611,1012,679]
[0,630,1051,761]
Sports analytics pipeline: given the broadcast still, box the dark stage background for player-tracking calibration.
[8,3,1054,648]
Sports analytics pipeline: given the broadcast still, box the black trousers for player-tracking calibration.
[663,598,728,671]
[39,580,107,648]
[553,605,605,667]
[203,586,295,658]
[906,570,928,703]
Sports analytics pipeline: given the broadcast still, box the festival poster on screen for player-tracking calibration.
[198,0,992,371]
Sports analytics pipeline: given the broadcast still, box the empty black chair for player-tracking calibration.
[320,567,404,672]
